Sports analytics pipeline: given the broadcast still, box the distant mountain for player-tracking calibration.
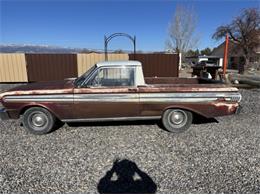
[0,44,158,54]
[0,44,95,53]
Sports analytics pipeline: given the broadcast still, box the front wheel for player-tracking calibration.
[162,109,193,133]
[23,107,56,135]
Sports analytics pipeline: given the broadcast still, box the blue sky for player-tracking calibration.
[0,0,259,51]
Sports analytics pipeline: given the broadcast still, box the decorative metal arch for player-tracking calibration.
[104,33,136,61]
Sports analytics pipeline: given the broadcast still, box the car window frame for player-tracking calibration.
[75,65,98,88]
[82,65,137,88]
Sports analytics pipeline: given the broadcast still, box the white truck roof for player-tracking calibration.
[96,60,142,67]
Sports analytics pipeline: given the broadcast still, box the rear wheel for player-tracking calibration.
[162,109,193,133]
[23,107,56,135]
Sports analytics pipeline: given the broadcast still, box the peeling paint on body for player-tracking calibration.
[0,78,241,120]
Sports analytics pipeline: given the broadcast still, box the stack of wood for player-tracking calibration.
[229,74,260,87]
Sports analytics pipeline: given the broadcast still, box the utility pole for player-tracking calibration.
[223,33,229,76]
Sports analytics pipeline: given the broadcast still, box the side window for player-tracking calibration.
[88,67,135,87]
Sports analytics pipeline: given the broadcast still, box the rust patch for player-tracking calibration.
[213,102,238,113]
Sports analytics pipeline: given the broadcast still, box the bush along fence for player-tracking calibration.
[0,53,179,82]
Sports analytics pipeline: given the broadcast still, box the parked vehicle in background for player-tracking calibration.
[191,61,222,80]
[0,61,241,135]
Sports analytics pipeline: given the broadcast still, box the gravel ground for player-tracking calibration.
[0,89,259,193]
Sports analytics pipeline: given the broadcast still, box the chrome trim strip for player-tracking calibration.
[4,94,74,99]
[61,116,161,122]
[3,94,74,103]
[3,92,241,103]
[74,93,139,102]
[139,92,240,98]
[4,99,74,102]
[74,94,138,98]
[140,97,218,102]
[3,98,217,103]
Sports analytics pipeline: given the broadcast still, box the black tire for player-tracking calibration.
[22,107,56,135]
[162,109,193,133]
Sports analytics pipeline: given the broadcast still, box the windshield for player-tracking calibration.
[74,65,97,87]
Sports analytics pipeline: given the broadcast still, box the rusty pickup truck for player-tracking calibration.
[0,60,241,135]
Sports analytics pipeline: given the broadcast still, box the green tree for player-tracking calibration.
[200,47,212,56]
[185,49,200,57]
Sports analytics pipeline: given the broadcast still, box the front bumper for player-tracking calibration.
[0,108,10,120]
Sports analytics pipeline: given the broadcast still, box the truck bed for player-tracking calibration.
[145,77,224,85]
[143,77,237,92]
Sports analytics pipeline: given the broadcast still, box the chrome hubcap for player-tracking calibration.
[31,113,47,127]
[170,111,184,124]
[168,110,188,128]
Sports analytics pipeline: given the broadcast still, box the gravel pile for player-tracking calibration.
[0,89,259,193]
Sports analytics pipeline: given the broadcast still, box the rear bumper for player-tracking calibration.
[0,108,10,120]
[235,105,242,114]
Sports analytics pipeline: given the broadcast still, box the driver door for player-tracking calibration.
[73,66,140,119]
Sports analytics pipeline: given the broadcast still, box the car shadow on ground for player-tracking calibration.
[67,120,159,127]
[67,115,218,129]
[97,159,157,194]
[192,114,219,124]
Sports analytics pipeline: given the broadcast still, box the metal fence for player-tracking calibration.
[0,53,28,82]
[129,53,179,77]
[25,54,78,82]
[0,53,179,82]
